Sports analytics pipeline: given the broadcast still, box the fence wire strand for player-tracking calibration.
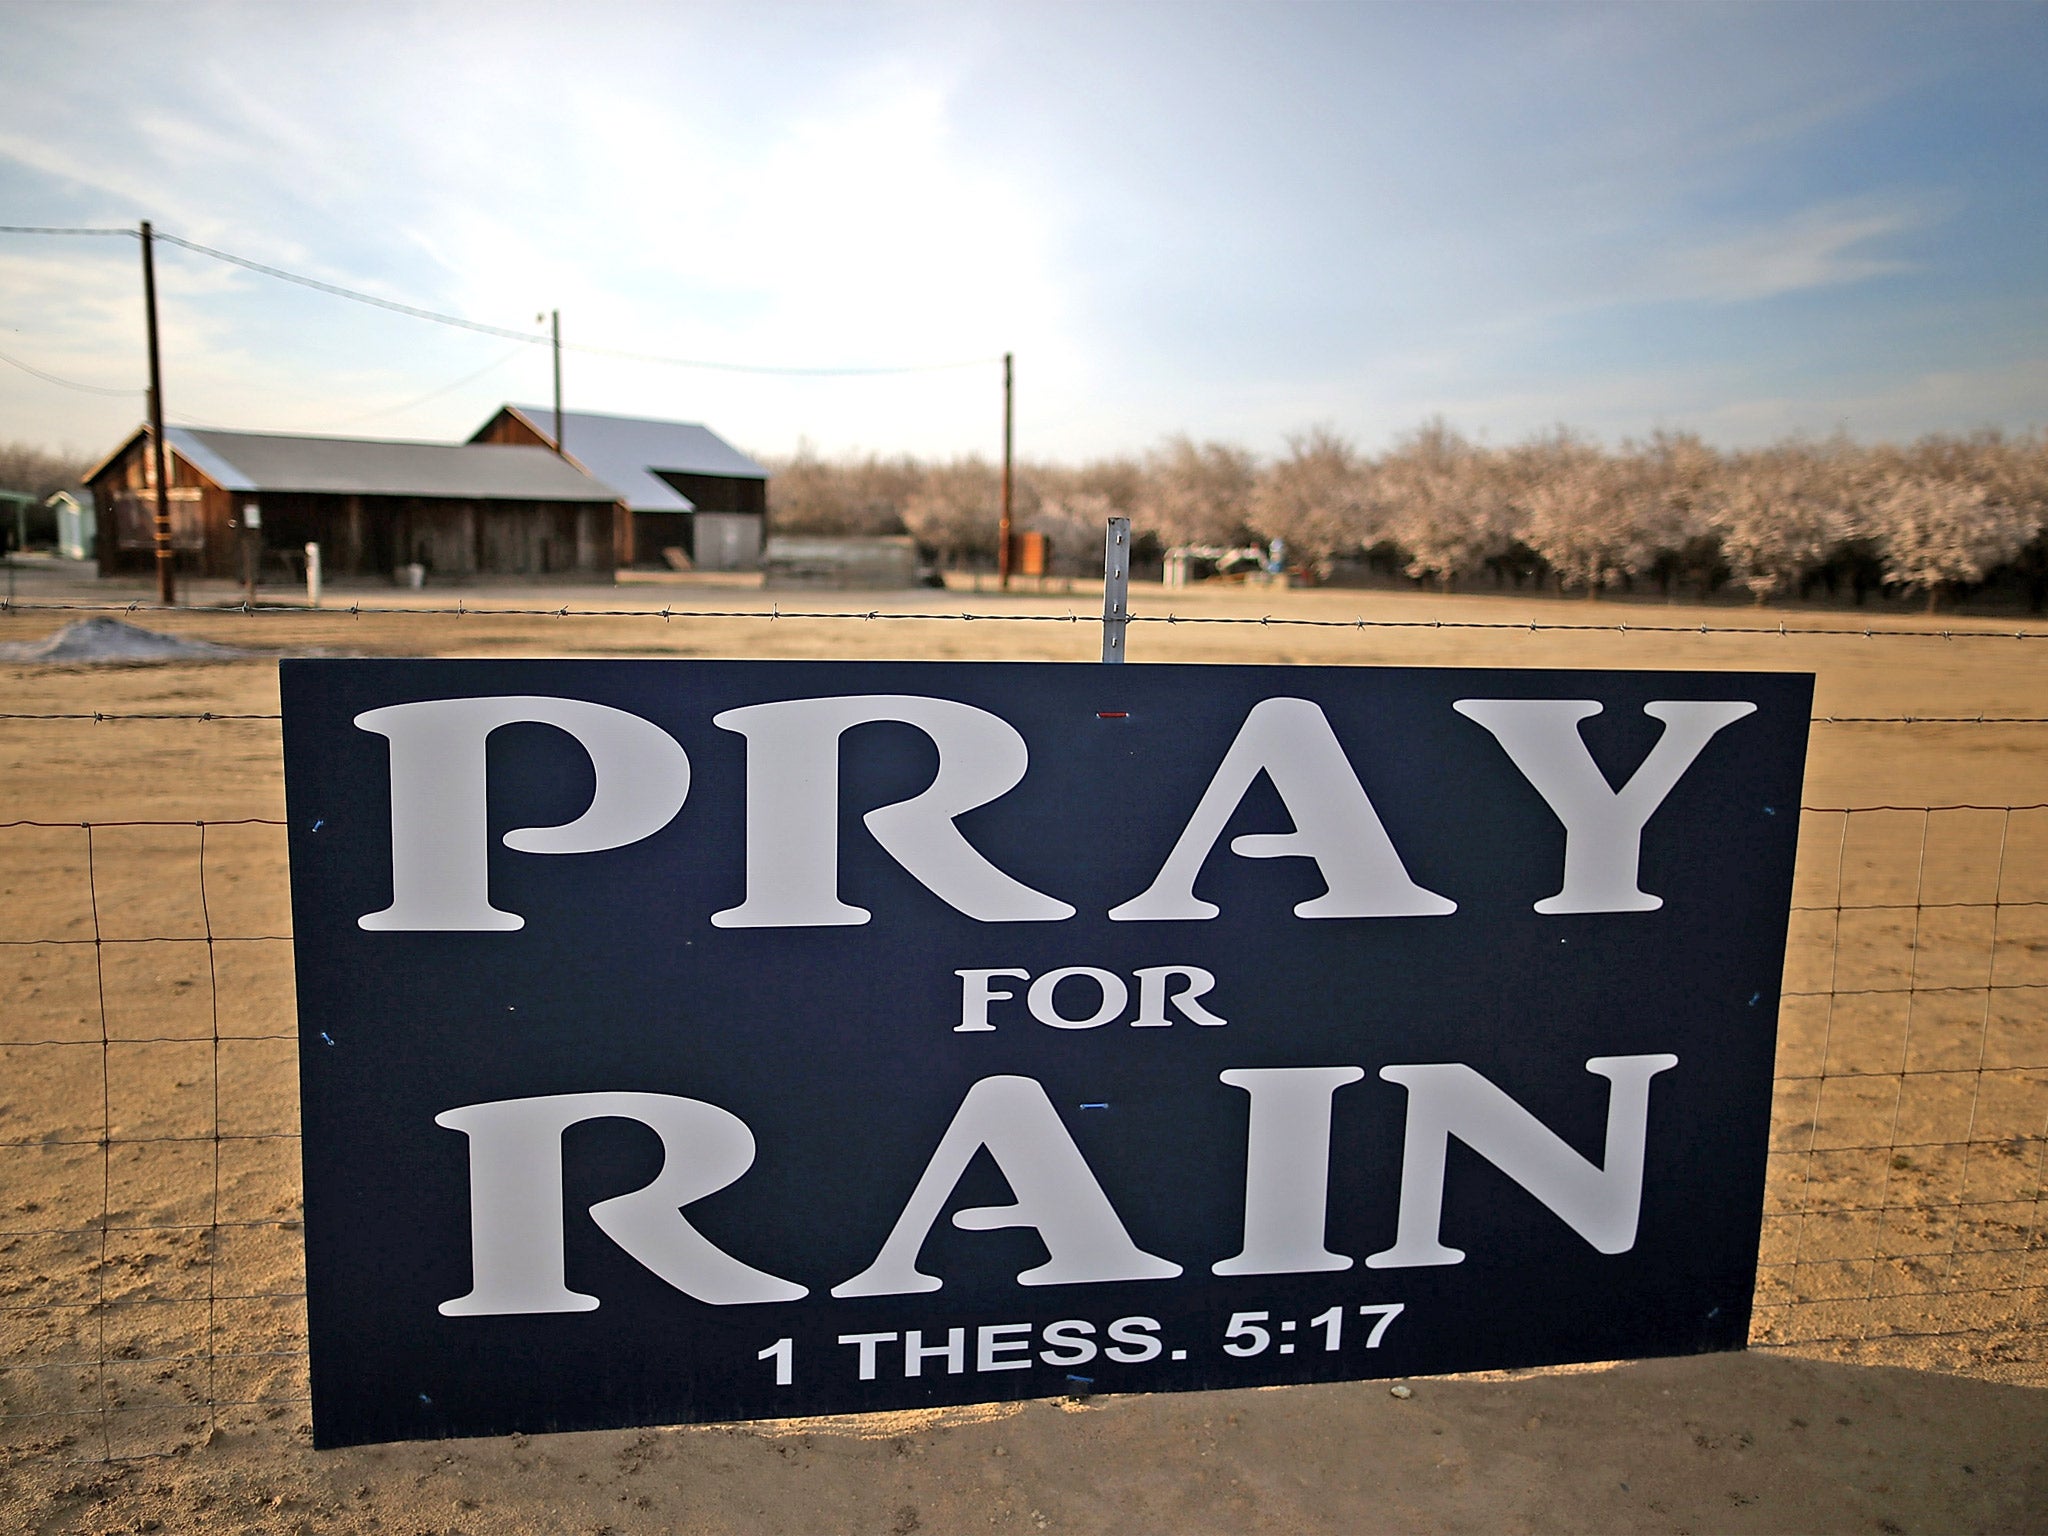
[4,595,2048,641]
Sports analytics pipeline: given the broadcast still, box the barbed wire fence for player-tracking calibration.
[1,601,2043,1463]
[6,595,2048,640]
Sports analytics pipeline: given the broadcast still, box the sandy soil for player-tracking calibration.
[5,1355,2047,1536]
[2,565,2044,1533]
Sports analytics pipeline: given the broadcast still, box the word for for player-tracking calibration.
[353,692,1758,931]
[953,965,1225,1031]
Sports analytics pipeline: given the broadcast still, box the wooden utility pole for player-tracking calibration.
[998,352,1013,589]
[140,221,175,605]
[550,309,564,455]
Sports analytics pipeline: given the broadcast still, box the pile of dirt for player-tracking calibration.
[0,616,256,663]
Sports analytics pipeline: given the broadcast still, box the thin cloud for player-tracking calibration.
[1690,356,2048,443]
[1656,199,1936,304]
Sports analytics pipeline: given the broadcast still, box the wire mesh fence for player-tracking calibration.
[3,798,2042,1459]
[1753,804,2048,1378]
[2,818,304,1461]
[0,600,2043,1461]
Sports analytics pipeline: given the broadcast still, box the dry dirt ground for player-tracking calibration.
[2,564,2045,1533]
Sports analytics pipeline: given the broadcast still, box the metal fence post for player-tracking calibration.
[1102,516,1130,663]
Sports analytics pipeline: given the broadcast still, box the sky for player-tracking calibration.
[1,0,2044,466]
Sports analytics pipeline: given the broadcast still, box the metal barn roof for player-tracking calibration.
[164,427,622,503]
[492,406,770,514]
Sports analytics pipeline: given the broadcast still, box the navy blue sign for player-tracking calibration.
[281,660,1811,1448]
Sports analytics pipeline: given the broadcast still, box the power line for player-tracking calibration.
[5,222,998,378]
[0,229,148,396]
[0,225,134,237]
[568,338,999,376]
[0,346,143,397]
[328,343,530,427]
[151,229,997,375]
[151,230,548,344]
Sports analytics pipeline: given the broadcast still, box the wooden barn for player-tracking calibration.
[471,405,770,570]
[86,426,628,581]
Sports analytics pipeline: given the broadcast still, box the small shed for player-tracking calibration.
[471,405,770,571]
[84,426,627,581]
[49,490,95,560]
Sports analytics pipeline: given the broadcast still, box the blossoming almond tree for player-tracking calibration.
[756,426,2047,602]
[1872,476,2037,612]
[1247,426,1372,580]
[1515,432,1650,597]
[1377,420,1517,590]
[1135,435,1258,549]
[1709,444,1851,603]
[901,457,1011,567]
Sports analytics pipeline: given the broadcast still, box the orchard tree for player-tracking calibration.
[0,441,89,501]
[1375,419,1515,589]
[1871,474,2037,611]
[1625,431,1725,596]
[1514,432,1648,596]
[1133,435,1257,547]
[757,421,2048,606]
[1248,426,1371,579]
[1707,443,1848,602]
[901,456,1013,567]
[765,444,920,536]
[1023,491,1116,576]
[1034,455,1144,517]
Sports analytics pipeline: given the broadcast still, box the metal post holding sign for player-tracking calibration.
[1102,516,1130,663]
[280,658,1812,1448]
[998,352,1014,590]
